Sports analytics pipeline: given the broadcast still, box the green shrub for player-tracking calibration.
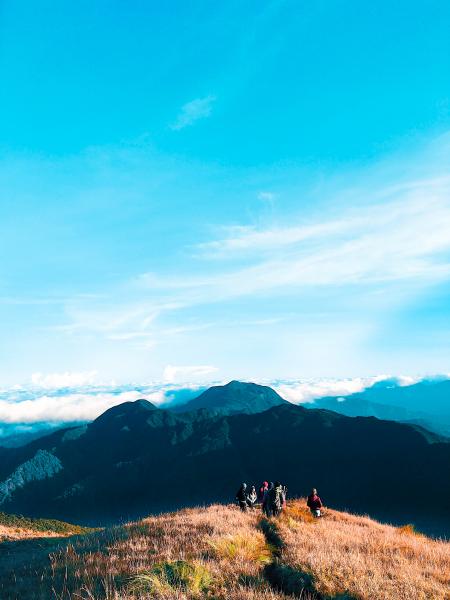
[0,511,93,535]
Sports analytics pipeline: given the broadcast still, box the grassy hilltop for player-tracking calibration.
[0,499,448,600]
[0,511,92,542]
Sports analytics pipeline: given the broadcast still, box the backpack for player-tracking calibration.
[271,486,284,509]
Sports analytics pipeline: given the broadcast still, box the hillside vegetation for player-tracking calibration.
[1,500,448,600]
[0,511,92,541]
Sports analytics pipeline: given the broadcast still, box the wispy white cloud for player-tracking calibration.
[44,132,450,372]
[237,316,289,327]
[31,371,98,388]
[257,191,276,202]
[56,174,450,350]
[163,364,219,384]
[57,298,209,350]
[143,175,450,303]
[106,332,155,341]
[58,305,160,335]
[170,95,216,130]
[195,219,352,256]
[160,322,214,336]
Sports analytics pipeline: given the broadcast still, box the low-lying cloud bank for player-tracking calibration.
[0,373,448,432]
[271,374,422,404]
[0,383,204,425]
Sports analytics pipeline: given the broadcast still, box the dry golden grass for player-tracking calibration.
[0,500,448,600]
[279,499,450,600]
[118,505,282,599]
[0,504,287,599]
[0,513,92,542]
[208,531,274,564]
[0,524,68,542]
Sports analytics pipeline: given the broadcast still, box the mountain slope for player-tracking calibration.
[0,393,449,528]
[1,501,449,600]
[0,422,78,448]
[309,379,450,436]
[171,380,289,414]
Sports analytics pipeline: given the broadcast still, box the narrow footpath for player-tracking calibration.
[259,517,356,600]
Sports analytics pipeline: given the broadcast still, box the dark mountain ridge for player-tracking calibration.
[0,382,448,530]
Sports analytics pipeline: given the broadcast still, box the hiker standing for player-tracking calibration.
[247,485,258,509]
[263,482,274,517]
[258,481,269,505]
[307,488,323,517]
[236,483,248,511]
[270,481,285,517]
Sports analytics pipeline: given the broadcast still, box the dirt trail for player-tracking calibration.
[259,517,357,600]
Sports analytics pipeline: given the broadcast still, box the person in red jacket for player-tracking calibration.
[258,481,269,504]
[307,488,323,517]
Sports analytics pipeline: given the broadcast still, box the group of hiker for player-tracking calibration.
[236,482,323,518]
[236,481,287,517]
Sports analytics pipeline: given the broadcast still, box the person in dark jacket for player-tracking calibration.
[236,483,248,511]
[270,481,285,517]
[262,482,274,517]
[307,488,323,517]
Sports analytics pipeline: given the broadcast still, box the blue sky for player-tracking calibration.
[1,0,450,386]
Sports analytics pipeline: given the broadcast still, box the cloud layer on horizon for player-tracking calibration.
[0,373,447,429]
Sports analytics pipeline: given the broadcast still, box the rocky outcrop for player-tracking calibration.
[0,450,63,505]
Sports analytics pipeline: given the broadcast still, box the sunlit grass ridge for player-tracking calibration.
[1,500,449,599]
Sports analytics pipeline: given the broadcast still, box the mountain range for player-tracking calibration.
[0,381,448,532]
[306,378,450,436]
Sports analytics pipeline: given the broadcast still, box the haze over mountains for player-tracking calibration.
[305,378,450,437]
[0,381,448,535]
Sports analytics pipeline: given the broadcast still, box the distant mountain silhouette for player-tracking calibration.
[0,382,448,527]
[308,379,450,437]
[171,380,289,414]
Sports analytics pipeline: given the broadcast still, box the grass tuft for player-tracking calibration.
[283,504,316,524]
[129,560,213,596]
[397,523,424,537]
[208,532,273,564]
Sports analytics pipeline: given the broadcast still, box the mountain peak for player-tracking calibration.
[224,380,255,388]
[93,398,159,425]
[172,380,289,415]
[133,399,158,409]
